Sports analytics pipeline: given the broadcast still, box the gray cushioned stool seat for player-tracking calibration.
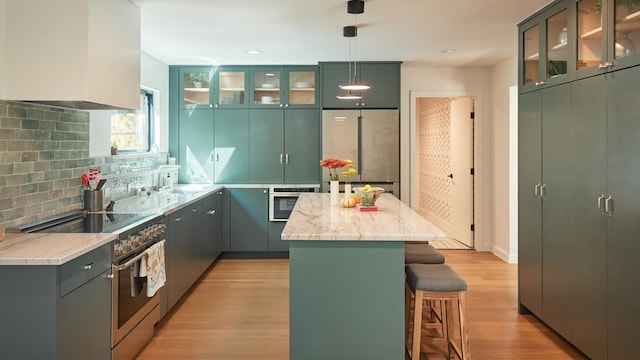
[405,264,467,292]
[405,243,445,264]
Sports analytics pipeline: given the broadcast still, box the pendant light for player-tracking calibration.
[338,1,370,97]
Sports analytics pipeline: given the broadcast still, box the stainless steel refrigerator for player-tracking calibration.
[322,109,400,196]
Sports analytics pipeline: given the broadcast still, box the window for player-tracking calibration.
[111,89,153,152]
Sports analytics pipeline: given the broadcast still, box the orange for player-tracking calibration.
[350,195,361,205]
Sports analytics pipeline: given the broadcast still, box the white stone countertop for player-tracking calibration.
[282,193,447,241]
[0,233,117,265]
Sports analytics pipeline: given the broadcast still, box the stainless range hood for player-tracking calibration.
[1,0,141,110]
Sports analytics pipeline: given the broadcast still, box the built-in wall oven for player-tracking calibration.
[269,186,319,221]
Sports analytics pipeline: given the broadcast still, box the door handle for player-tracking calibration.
[280,153,283,164]
[285,154,289,164]
[597,194,606,214]
[605,196,614,217]
[540,184,546,199]
[447,173,453,179]
[534,184,541,197]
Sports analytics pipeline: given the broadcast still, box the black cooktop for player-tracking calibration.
[18,212,158,235]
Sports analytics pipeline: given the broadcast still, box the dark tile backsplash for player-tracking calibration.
[0,100,168,231]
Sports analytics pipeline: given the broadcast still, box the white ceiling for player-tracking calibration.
[136,0,552,67]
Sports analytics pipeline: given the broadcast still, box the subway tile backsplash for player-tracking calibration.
[0,100,168,231]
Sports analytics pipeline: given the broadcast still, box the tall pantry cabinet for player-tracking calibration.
[518,0,640,358]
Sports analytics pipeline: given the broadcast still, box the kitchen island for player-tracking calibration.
[282,193,446,360]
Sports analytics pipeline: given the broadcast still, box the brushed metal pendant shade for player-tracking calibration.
[337,2,371,99]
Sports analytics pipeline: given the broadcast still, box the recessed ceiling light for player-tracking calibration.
[247,50,262,55]
[441,49,456,54]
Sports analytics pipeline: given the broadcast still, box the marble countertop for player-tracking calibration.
[0,233,117,265]
[282,193,447,241]
[0,184,224,266]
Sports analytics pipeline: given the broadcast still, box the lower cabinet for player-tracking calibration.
[228,187,289,253]
[229,188,269,251]
[0,243,112,359]
[165,191,224,313]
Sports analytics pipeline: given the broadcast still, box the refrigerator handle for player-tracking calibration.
[358,114,363,173]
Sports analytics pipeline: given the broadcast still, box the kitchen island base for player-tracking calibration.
[289,240,405,360]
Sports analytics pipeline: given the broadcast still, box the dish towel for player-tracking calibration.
[142,239,166,297]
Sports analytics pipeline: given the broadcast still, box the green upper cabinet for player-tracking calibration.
[179,66,215,108]
[178,66,249,109]
[320,62,401,109]
[178,108,214,183]
[250,66,319,108]
[214,66,249,109]
[519,1,570,93]
[575,0,640,77]
[249,108,321,184]
[519,0,640,91]
[214,109,250,183]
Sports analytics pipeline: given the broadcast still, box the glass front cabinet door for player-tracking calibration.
[519,1,569,93]
[215,66,249,108]
[181,67,214,108]
[250,66,318,108]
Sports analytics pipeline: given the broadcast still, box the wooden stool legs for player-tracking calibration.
[405,283,470,359]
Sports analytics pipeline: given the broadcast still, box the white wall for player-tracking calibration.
[491,56,519,262]
[401,65,493,252]
[90,51,169,156]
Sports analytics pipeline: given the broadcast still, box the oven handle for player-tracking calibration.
[112,240,165,271]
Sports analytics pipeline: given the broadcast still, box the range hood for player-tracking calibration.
[1,0,141,110]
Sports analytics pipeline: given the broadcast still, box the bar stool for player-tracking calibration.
[405,243,445,264]
[405,264,470,360]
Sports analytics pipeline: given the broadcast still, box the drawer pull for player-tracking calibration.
[83,263,94,270]
[207,210,216,215]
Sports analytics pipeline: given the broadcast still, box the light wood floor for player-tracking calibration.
[136,250,587,360]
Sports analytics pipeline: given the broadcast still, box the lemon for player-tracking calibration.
[363,184,372,192]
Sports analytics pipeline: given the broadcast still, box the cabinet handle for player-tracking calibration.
[598,63,608,70]
[534,184,540,197]
[192,208,199,213]
[106,274,114,280]
[280,153,284,164]
[605,196,614,217]
[83,263,94,270]
[540,184,546,199]
[216,153,219,163]
[597,194,606,214]
[214,104,219,108]
[263,189,267,194]
[285,104,289,108]
[175,216,184,222]
[207,210,216,215]
[209,104,213,108]
[280,104,284,108]
[285,154,289,164]
[535,81,547,87]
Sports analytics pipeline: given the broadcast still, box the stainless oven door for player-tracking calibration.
[112,248,160,347]
[269,194,300,221]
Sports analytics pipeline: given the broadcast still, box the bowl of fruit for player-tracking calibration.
[352,185,385,207]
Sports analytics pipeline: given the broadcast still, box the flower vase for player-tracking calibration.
[344,183,352,198]
[330,180,340,206]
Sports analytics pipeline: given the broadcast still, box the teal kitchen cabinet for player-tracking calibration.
[518,82,574,342]
[166,201,203,310]
[201,190,224,264]
[178,108,214,183]
[320,62,401,109]
[249,108,321,184]
[214,66,249,109]
[228,188,269,252]
[518,1,570,93]
[214,109,250,183]
[251,66,319,108]
[604,65,640,360]
[0,243,112,359]
[268,221,288,252]
[568,73,608,360]
[176,66,249,109]
[517,89,543,318]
